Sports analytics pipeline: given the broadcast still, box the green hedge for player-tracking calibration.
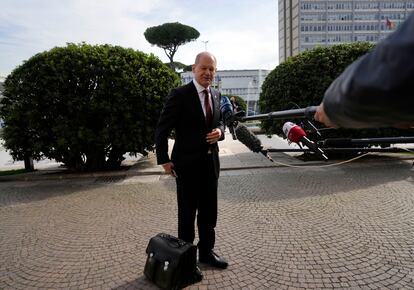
[0,43,180,171]
[259,42,413,141]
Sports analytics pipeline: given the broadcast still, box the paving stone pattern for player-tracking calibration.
[1,158,414,289]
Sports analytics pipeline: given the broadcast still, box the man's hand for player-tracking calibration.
[206,128,222,144]
[161,162,177,177]
[314,103,338,128]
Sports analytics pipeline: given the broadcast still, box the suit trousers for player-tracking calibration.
[175,154,218,253]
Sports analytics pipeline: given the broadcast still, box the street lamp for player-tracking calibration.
[252,77,258,113]
[201,40,209,51]
[246,77,258,116]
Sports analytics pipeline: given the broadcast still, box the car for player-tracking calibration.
[247,109,258,116]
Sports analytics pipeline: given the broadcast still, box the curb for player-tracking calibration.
[1,153,412,183]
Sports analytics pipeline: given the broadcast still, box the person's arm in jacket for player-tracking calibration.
[154,89,180,174]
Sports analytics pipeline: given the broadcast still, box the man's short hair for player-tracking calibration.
[194,52,217,65]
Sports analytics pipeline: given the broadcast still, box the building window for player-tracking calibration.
[327,24,352,31]
[353,34,379,42]
[327,2,352,10]
[301,24,326,32]
[380,13,406,20]
[354,13,378,21]
[327,13,352,21]
[301,2,326,10]
[380,2,405,9]
[354,23,378,31]
[354,2,379,10]
[301,13,326,21]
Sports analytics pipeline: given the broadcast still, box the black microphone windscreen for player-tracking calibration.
[235,123,262,153]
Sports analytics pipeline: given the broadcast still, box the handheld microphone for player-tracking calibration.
[282,122,328,160]
[220,96,272,161]
[235,123,273,161]
[220,96,233,125]
[235,123,262,153]
[220,96,238,140]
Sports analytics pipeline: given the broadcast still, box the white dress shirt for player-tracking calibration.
[193,79,213,118]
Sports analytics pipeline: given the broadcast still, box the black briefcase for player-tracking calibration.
[144,233,202,290]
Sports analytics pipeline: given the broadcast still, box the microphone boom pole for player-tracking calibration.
[223,102,414,162]
[220,98,323,161]
[240,106,318,122]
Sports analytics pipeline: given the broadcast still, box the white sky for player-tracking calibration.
[0,0,279,76]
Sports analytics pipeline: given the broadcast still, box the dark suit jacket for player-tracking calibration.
[155,81,225,178]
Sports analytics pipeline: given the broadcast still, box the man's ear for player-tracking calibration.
[192,64,196,73]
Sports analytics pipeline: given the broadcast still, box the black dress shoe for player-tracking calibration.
[199,251,228,269]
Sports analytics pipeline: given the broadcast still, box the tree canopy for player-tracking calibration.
[144,22,200,70]
[0,43,180,171]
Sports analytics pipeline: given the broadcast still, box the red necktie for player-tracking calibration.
[203,89,213,127]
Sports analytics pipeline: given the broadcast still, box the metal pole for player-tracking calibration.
[202,40,209,51]
[241,106,318,121]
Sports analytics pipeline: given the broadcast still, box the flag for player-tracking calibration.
[385,17,395,29]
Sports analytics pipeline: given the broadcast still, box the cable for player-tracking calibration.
[267,146,414,168]
[268,152,371,168]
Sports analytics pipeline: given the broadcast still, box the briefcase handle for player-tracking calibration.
[159,233,187,248]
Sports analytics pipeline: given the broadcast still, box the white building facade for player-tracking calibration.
[181,69,271,114]
[279,0,414,62]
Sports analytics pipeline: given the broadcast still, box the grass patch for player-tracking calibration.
[0,168,30,176]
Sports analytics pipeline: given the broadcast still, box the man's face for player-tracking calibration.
[192,55,216,88]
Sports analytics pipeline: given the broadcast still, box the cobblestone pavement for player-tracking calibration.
[1,152,414,289]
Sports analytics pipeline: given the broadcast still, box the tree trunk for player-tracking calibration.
[106,148,125,170]
[24,156,34,171]
[85,150,106,171]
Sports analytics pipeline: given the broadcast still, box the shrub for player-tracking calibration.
[259,42,413,141]
[0,43,180,171]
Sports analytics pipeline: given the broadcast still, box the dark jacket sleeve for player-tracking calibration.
[323,12,414,128]
[154,88,181,165]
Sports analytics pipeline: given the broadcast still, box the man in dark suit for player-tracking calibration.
[155,52,228,269]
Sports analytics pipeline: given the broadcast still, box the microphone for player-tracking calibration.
[282,122,328,160]
[235,123,262,152]
[220,96,240,140]
[220,96,272,161]
[220,96,233,126]
[235,123,273,161]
